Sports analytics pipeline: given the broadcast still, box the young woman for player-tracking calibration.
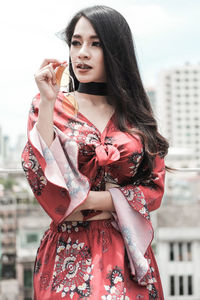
[22,5,168,299]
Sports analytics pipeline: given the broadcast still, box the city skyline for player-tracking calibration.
[1,0,200,145]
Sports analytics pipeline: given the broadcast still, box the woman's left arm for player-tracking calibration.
[74,183,118,212]
[75,155,165,216]
[83,190,114,211]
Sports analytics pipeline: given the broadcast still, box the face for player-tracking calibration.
[70,17,106,83]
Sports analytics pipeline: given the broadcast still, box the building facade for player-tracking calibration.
[156,63,200,168]
[156,170,200,300]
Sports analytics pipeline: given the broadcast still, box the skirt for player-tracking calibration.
[33,219,164,299]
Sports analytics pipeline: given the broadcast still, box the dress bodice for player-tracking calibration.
[54,106,143,191]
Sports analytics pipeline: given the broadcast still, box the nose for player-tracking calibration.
[78,43,90,59]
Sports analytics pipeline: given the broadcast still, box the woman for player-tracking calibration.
[22,5,168,299]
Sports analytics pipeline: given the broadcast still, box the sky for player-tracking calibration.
[0,0,200,145]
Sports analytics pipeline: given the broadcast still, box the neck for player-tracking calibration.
[75,91,108,107]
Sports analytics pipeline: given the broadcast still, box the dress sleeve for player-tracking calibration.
[119,155,165,218]
[109,153,166,286]
[21,94,91,224]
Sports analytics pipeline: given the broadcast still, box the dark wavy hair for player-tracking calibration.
[62,5,170,180]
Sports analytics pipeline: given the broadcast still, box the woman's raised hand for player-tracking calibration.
[34,58,67,102]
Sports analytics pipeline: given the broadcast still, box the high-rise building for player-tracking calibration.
[146,87,157,113]
[156,63,200,168]
[0,125,3,166]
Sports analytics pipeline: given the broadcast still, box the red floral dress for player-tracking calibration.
[21,92,165,299]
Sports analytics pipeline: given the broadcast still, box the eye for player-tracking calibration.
[71,40,81,46]
[92,41,102,47]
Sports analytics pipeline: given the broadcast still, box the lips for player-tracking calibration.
[76,63,92,70]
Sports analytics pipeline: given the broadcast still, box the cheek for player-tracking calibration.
[70,51,77,72]
[96,52,105,69]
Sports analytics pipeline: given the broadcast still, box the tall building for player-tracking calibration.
[146,87,157,113]
[0,193,17,280]
[0,125,3,166]
[156,63,200,168]
[0,171,50,300]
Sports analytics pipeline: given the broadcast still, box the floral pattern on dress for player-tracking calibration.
[58,221,90,233]
[127,151,143,177]
[52,237,94,298]
[34,257,42,274]
[102,266,129,300]
[147,283,158,299]
[21,143,47,196]
[120,185,150,220]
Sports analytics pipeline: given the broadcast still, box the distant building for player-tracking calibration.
[0,125,3,166]
[0,193,17,280]
[146,87,157,113]
[12,134,27,168]
[156,63,200,168]
[0,172,50,300]
[16,208,49,300]
[156,170,200,300]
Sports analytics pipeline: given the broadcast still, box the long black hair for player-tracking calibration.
[63,5,169,180]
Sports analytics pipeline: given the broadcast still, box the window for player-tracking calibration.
[188,275,193,295]
[179,276,184,295]
[169,242,192,261]
[178,242,183,261]
[169,275,193,296]
[26,233,38,244]
[24,269,32,288]
[169,243,174,261]
[170,275,175,296]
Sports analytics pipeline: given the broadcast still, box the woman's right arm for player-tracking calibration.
[34,58,66,147]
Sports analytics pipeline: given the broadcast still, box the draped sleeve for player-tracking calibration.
[109,154,165,286]
[21,94,91,225]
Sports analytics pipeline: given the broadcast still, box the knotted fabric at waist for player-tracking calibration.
[95,144,120,166]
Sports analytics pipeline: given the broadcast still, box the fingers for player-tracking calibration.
[37,59,68,85]
[40,58,68,69]
[42,63,57,85]
[34,64,55,85]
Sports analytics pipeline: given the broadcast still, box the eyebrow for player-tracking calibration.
[72,34,99,39]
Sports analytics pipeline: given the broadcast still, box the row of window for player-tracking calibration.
[175,124,200,128]
[166,90,200,95]
[175,109,200,113]
[174,94,199,97]
[170,275,193,296]
[175,70,199,74]
[166,85,200,89]
[166,78,199,82]
[169,242,192,261]
[176,117,199,121]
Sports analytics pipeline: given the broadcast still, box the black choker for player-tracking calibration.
[77,82,107,96]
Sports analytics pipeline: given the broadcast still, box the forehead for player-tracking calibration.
[73,17,97,37]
